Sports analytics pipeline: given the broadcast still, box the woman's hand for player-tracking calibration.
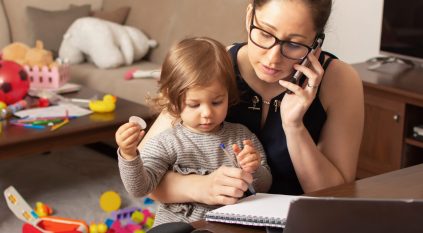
[115,122,145,159]
[278,49,324,128]
[195,166,252,205]
[232,140,261,173]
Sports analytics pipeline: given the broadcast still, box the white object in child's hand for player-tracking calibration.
[129,116,147,129]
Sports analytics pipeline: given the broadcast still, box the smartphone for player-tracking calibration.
[286,33,325,94]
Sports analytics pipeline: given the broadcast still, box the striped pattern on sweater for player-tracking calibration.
[118,121,272,226]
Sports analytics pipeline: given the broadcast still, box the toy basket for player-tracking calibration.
[24,64,70,89]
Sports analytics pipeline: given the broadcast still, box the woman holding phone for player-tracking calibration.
[133,0,364,205]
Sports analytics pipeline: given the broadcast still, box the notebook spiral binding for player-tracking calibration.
[205,212,285,228]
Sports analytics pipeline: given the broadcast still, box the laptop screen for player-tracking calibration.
[283,197,423,233]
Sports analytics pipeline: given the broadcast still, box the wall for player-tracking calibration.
[324,0,384,64]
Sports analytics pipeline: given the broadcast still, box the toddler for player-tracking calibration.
[115,37,272,225]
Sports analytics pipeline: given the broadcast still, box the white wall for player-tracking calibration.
[323,0,384,64]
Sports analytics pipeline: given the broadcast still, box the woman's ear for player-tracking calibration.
[245,4,253,33]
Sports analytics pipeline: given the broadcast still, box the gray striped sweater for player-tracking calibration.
[118,121,272,226]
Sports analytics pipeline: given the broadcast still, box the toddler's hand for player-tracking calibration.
[232,140,261,173]
[115,122,145,159]
[198,166,252,205]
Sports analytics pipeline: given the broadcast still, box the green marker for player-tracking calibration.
[31,119,63,125]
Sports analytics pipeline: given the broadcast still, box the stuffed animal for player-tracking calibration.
[59,17,157,69]
[25,40,54,67]
[2,42,30,65]
[2,41,55,67]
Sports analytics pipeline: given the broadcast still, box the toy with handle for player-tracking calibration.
[124,68,161,80]
[4,186,89,233]
[4,186,41,229]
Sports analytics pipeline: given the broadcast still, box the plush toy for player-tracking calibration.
[2,42,30,65]
[2,41,55,67]
[25,40,54,67]
[59,17,157,69]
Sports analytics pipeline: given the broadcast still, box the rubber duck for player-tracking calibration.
[89,94,117,113]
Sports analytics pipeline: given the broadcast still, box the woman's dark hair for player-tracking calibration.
[253,0,332,33]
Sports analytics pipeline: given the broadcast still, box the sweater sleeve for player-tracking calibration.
[118,136,176,197]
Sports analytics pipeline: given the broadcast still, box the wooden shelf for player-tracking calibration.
[405,137,423,149]
[354,62,423,178]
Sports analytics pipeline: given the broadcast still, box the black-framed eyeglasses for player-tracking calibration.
[249,7,313,60]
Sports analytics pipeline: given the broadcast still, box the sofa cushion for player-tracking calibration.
[124,0,249,64]
[102,0,130,12]
[71,4,131,25]
[0,1,11,49]
[2,0,102,46]
[27,5,91,57]
[69,61,161,107]
[91,6,130,25]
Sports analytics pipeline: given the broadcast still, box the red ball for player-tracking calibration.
[0,60,30,104]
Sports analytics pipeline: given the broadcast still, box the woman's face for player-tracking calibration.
[246,0,316,83]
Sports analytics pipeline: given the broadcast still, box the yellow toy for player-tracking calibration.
[0,101,6,110]
[1,42,30,65]
[89,94,117,113]
[1,40,55,67]
[25,40,54,67]
[34,201,53,217]
[89,222,108,233]
[133,230,146,233]
[99,190,121,212]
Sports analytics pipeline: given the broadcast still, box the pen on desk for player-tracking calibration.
[10,122,46,129]
[50,118,69,131]
[220,143,256,195]
[16,116,77,123]
[42,116,77,120]
[30,119,64,125]
[15,118,62,125]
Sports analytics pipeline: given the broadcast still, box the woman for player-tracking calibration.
[141,0,364,205]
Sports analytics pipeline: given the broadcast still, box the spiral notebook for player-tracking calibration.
[205,193,300,228]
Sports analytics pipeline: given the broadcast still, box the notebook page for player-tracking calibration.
[207,193,299,220]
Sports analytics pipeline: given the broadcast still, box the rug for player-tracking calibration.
[0,145,156,232]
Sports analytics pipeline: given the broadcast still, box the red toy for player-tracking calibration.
[0,60,30,104]
[22,216,88,233]
[123,68,160,80]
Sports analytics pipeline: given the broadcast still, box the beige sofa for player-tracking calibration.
[0,0,248,110]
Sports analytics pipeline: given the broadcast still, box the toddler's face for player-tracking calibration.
[180,79,228,133]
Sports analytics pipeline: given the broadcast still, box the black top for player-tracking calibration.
[226,43,337,195]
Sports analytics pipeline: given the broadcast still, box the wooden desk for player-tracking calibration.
[0,87,155,159]
[192,164,423,232]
